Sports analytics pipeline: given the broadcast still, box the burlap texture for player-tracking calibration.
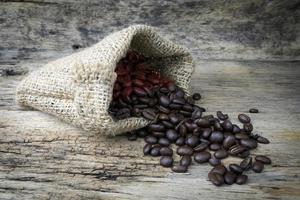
[16,25,195,135]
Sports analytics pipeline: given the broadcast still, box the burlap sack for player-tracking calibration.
[16,25,195,135]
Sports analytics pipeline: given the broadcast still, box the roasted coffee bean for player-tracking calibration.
[216,111,228,120]
[232,124,241,134]
[133,87,147,96]
[209,131,224,143]
[175,137,185,146]
[238,114,251,124]
[196,118,210,128]
[192,93,201,100]
[194,151,211,163]
[152,132,165,138]
[180,156,192,166]
[202,128,212,138]
[137,129,148,137]
[240,157,252,170]
[178,124,187,136]
[209,143,221,151]
[249,108,259,113]
[159,87,169,93]
[160,147,173,156]
[256,136,270,144]
[143,144,152,155]
[142,109,156,120]
[224,132,233,138]
[161,120,174,129]
[224,171,237,185]
[229,145,247,155]
[160,156,173,167]
[238,150,250,158]
[244,123,253,133]
[158,138,170,146]
[186,135,199,147]
[138,97,151,104]
[213,121,223,131]
[210,164,227,175]
[235,133,250,140]
[158,113,169,121]
[172,98,185,105]
[229,164,244,174]
[177,145,194,156]
[222,120,233,132]
[182,104,194,112]
[240,139,257,149]
[145,135,157,144]
[252,161,264,173]
[194,143,209,152]
[236,174,248,185]
[191,109,202,119]
[223,135,236,149]
[209,156,221,166]
[255,155,271,164]
[174,89,185,98]
[157,105,170,113]
[184,121,197,132]
[169,113,180,124]
[159,95,170,107]
[166,129,179,142]
[150,146,161,157]
[172,165,187,173]
[179,110,192,117]
[208,172,224,186]
[214,149,228,159]
[169,103,182,110]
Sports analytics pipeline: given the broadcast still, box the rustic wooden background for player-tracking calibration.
[0,0,299,199]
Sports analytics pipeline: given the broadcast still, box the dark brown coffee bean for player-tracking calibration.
[252,161,264,173]
[229,164,243,174]
[209,131,224,143]
[178,124,187,136]
[194,151,211,163]
[175,137,185,146]
[238,150,250,158]
[169,103,182,110]
[192,93,201,100]
[145,135,157,144]
[196,118,210,128]
[236,174,248,185]
[142,109,156,120]
[180,156,192,166]
[158,138,170,146]
[240,157,252,170]
[238,114,251,124]
[229,145,247,155]
[174,89,185,98]
[160,156,173,167]
[184,121,198,132]
[157,105,170,114]
[143,144,152,155]
[169,113,180,124]
[209,143,221,151]
[223,135,236,149]
[194,143,209,152]
[186,135,199,147]
[161,120,174,129]
[133,87,147,96]
[179,110,192,117]
[159,147,173,156]
[243,123,253,133]
[159,87,169,93]
[209,156,221,166]
[172,165,187,173]
[224,171,237,185]
[232,124,241,134]
[222,120,233,132]
[152,132,165,138]
[256,136,270,144]
[182,104,194,112]
[214,121,223,131]
[216,111,228,120]
[172,98,185,105]
[249,108,259,113]
[210,164,227,175]
[166,129,178,142]
[240,138,257,149]
[208,172,224,186]
[177,145,194,156]
[150,146,161,157]
[235,133,250,140]
[202,128,212,139]
[255,155,272,164]
[138,97,151,104]
[214,149,228,159]
[159,95,170,107]
[158,113,169,121]
[191,109,202,119]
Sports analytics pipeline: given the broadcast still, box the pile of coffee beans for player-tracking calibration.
[108,52,271,186]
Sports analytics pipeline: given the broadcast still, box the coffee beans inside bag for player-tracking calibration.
[16,25,194,135]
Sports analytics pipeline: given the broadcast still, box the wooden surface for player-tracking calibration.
[1,0,300,199]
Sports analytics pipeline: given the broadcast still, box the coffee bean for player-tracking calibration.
[158,113,169,121]
[238,150,250,158]
[255,155,271,164]
[152,132,165,138]
[142,109,156,121]
[235,133,250,140]
[222,120,233,132]
[182,104,194,112]
[240,157,252,170]
[150,146,161,157]
[209,143,221,151]
[180,156,192,166]
[238,114,251,124]
[209,156,221,166]
[133,87,147,96]
[249,108,259,113]
[192,93,201,100]
[232,124,241,134]
[159,95,170,107]
[186,135,199,147]
[159,87,169,93]
[243,123,253,133]
[191,109,202,119]
[145,135,157,144]
[169,103,182,110]
[175,137,185,146]
[202,128,212,138]
[174,89,185,98]
[194,151,211,163]
[160,156,173,167]
[214,121,223,131]
[252,161,264,173]
[178,124,187,136]
[157,105,170,113]
[196,118,210,128]
[159,147,173,156]
[229,145,247,155]
[184,121,197,132]
[224,171,237,185]
[214,149,228,159]
[223,135,236,149]
[194,143,209,152]
[211,164,227,175]
[172,98,185,105]
[167,82,177,92]
[209,131,224,143]
[158,138,170,146]
[229,164,243,174]
[177,145,194,156]
[236,174,248,185]
[166,129,179,142]
[256,136,270,144]
[208,172,224,186]
[143,144,152,155]
[179,110,192,117]
[216,111,228,120]
[169,113,180,124]
[172,165,187,173]
[161,120,174,129]
[240,139,257,149]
